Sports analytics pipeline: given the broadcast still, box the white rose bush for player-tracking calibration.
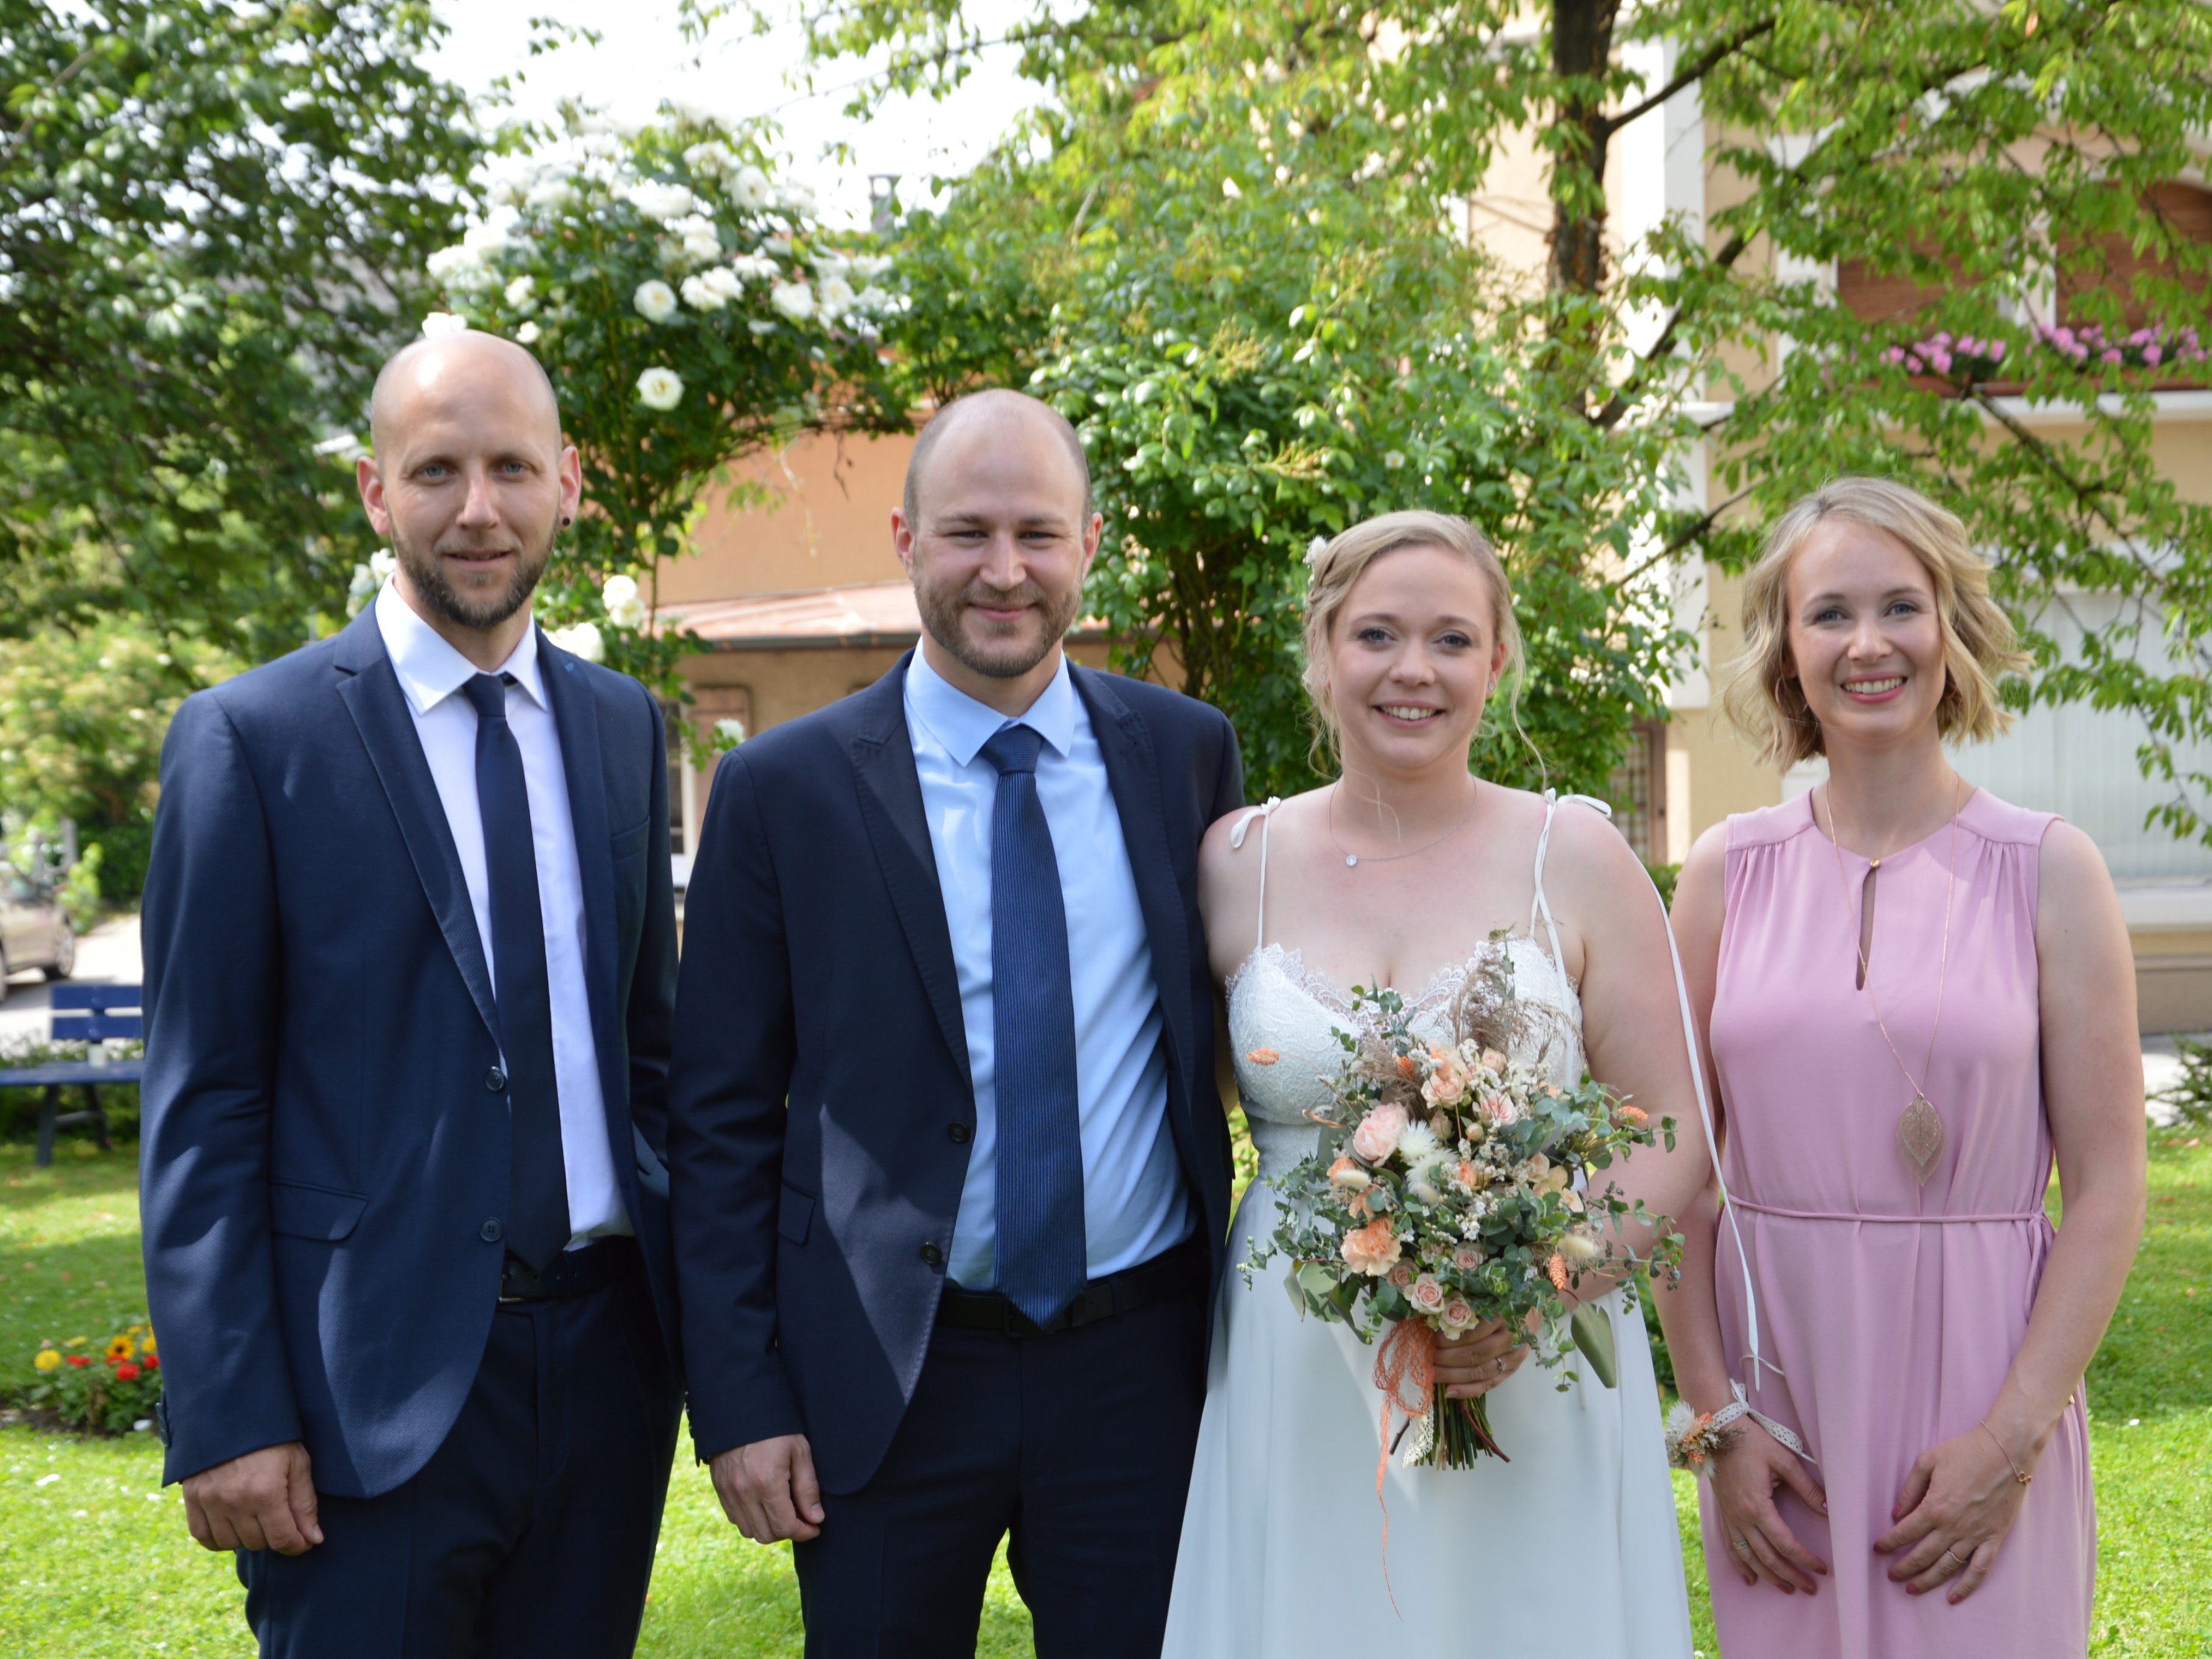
[419,101,906,705]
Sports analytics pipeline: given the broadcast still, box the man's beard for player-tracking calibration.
[392,523,555,632]
[913,570,1082,680]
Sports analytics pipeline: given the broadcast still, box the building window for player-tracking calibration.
[1608,718,1670,868]
[666,685,754,857]
[2058,181,2212,337]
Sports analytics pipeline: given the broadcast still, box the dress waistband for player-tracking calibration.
[1731,1197,2046,1226]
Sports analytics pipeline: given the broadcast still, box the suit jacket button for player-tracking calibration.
[947,1122,971,1144]
[485,1068,507,1092]
[919,1242,944,1268]
[481,1219,503,1242]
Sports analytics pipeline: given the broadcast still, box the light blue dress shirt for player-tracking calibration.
[903,647,1193,1289]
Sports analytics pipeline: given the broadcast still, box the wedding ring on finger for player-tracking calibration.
[1732,1538,1752,1557]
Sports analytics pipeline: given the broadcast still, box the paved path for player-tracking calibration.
[0,914,142,1045]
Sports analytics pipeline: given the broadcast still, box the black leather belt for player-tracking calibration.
[498,1237,640,1304]
[935,1239,1208,1338]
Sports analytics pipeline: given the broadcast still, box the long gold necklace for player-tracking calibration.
[1816,777,1966,1186]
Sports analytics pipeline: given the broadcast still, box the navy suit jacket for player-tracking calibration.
[140,606,680,1498]
[666,653,1242,1495]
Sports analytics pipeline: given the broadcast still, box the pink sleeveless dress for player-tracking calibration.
[1703,789,2094,1658]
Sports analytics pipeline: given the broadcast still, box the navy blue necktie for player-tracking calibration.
[463,672,570,1273]
[979,724,1087,1325]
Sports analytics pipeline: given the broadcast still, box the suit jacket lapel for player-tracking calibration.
[849,654,971,1085]
[537,636,628,1163]
[1073,667,1196,1089]
[330,609,502,1046]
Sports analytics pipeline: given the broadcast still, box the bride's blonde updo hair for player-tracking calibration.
[1301,510,1524,760]
[1722,476,2029,769]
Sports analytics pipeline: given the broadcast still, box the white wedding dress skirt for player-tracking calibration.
[1163,802,1692,1657]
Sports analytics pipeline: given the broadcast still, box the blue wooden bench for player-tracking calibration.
[0,984,144,1166]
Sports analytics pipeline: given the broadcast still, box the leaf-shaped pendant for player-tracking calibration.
[1898,1094,1945,1186]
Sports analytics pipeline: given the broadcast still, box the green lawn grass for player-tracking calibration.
[2,1137,2205,1657]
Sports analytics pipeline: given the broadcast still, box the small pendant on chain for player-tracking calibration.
[1345,855,1359,868]
[1898,1094,1945,1186]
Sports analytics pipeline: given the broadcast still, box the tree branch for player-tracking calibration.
[2,43,99,158]
[1591,230,1748,430]
[1618,481,1756,585]
[1598,15,1778,140]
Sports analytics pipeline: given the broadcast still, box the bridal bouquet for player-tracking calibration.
[1245,947,1679,1470]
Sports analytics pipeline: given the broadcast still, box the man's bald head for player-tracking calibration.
[368,330,562,459]
[902,389,1094,527]
[356,328,580,651]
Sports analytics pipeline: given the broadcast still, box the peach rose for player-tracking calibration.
[1455,1159,1480,1190]
[1409,1274,1447,1315]
[1441,1295,1477,1332]
[1327,1155,1371,1192]
[1395,1053,1420,1080]
[1351,1101,1409,1162]
[1480,1049,1508,1074]
[1451,1242,1484,1272]
[1480,1091,1520,1127]
[1388,1261,1414,1289]
[1421,1057,1467,1107]
[1341,1217,1402,1276]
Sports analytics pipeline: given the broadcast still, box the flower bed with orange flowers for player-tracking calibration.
[26,1323,160,1435]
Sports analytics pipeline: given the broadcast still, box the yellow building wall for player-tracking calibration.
[656,429,917,609]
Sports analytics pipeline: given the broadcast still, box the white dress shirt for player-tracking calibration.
[374,580,628,1245]
[904,646,1193,1288]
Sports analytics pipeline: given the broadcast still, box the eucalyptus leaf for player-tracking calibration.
[1570,1301,1619,1390]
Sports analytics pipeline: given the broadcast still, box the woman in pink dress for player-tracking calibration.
[1657,478,2146,1657]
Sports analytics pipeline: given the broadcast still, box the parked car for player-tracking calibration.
[0,861,73,1005]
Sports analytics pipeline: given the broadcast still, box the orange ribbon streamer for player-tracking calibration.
[1370,1319,1437,1616]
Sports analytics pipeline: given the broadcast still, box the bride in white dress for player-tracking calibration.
[1164,512,1710,1657]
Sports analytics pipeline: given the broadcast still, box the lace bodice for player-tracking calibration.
[1221,794,1592,1182]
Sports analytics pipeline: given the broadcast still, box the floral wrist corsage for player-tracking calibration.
[1664,1399,1745,1474]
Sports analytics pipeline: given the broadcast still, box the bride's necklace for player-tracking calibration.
[1327,780,1478,868]
[1816,777,1965,1186]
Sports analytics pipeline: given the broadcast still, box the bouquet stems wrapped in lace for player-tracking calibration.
[1244,946,1681,1470]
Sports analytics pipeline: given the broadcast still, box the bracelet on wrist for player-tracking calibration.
[1978,1420,2033,1486]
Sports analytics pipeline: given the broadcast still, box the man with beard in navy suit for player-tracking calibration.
[141,331,683,1657]
[668,389,1244,1657]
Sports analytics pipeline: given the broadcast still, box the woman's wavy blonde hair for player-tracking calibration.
[1723,477,2029,769]
[1301,510,1525,766]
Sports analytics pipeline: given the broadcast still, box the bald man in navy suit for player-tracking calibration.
[141,332,683,1657]
[668,391,1243,1657]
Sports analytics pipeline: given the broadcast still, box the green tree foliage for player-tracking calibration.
[818,0,2212,820]
[0,2,486,902]
[0,1,484,661]
[0,618,236,904]
[419,105,907,709]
